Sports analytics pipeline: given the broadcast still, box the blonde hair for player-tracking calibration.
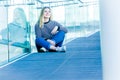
[38,7,52,28]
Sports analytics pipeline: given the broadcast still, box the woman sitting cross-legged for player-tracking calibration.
[34,7,68,52]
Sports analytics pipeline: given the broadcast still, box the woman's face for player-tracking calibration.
[43,8,51,19]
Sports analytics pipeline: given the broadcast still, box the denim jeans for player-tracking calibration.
[35,30,65,52]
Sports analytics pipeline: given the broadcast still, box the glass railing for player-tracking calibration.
[0,6,31,67]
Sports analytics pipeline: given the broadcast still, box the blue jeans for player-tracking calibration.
[35,31,65,52]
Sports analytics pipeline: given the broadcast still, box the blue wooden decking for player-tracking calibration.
[0,32,102,80]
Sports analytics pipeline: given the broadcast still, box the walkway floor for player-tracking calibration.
[0,32,102,80]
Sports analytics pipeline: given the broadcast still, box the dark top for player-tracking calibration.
[35,20,68,39]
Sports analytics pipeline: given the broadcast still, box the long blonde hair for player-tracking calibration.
[38,7,52,28]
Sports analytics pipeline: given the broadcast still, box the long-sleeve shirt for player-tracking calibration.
[35,20,68,39]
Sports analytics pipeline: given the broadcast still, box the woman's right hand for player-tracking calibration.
[51,26,58,35]
[47,39,55,46]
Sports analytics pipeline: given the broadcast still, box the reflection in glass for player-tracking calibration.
[0,7,31,54]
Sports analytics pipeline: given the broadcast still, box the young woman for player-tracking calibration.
[35,7,68,52]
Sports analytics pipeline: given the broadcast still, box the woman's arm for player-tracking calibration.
[35,24,42,38]
[55,21,68,33]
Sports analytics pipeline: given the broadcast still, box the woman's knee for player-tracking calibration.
[35,38,50,49]
[57,30,66,39]
[59,30,65,35]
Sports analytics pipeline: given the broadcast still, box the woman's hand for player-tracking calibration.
[47,39,55,46]
[51,26,59,35]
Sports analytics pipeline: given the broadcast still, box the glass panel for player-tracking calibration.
[0,7,8,66]
[52,6,65,25]
[29,5,39,52]
[7,6,31,61]
[64,0,100,41]
[64,5,78,41]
